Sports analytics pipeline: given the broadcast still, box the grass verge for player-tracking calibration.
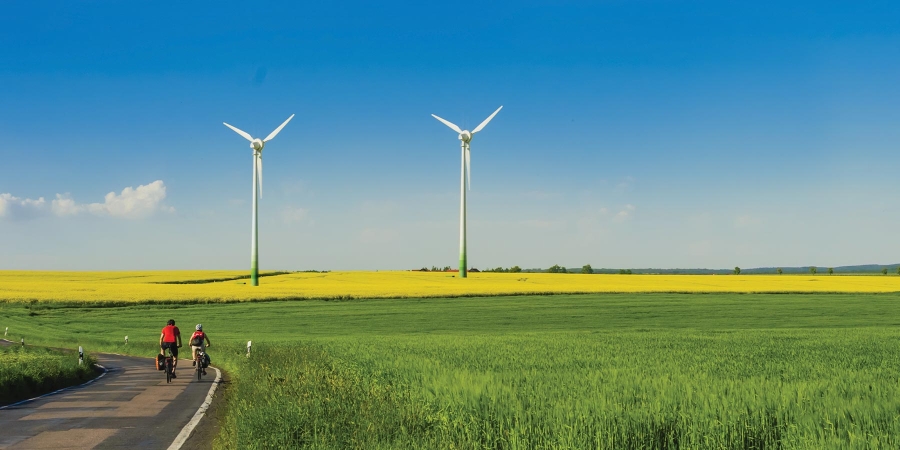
[0,344,98,406]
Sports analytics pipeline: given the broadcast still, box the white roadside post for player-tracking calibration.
[247,340,252,357]
[78,346,84,365]
[21,338,24,346]
[125,336,128,345]
[4,327,7,336]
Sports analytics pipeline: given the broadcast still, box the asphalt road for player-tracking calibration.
[0,342,218,450]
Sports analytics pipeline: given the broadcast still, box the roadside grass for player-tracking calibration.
[220,330,900,449]
[4,293,900,448]
[0,345,98,406]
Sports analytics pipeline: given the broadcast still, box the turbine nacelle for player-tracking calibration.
[223,114,295,204]
[458,131,473,143]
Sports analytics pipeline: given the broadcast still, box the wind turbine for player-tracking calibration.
[432,106,502,278]
[223,114,294,286]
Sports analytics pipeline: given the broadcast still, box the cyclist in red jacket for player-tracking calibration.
[159,319,182,378]
[189,324,211,375]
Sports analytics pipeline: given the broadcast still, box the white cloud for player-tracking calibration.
[51,194,83,216]
[2,180,172,221]
[613,204,636,222]
[0,194,46,220]
[282,206,309,224]
[85,180,173,219]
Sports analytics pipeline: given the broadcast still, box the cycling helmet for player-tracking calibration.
[196,324,203,331]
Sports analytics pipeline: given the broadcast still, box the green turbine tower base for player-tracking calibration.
[459,141,468,279]
[250,148,260,287]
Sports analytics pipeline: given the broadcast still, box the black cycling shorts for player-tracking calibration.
[161,342,179,358]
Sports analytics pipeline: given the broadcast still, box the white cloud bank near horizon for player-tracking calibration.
[0,180,173,220]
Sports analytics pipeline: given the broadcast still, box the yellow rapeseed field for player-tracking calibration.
[2,271,900,304]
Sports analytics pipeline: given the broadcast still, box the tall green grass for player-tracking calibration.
[219,330,900,449]
[0,345,98,405]
[4,293,900,448]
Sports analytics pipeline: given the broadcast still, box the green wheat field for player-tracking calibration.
[4,293,900,449]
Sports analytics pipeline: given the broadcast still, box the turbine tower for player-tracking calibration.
[431,106,503,278]
[223,114,294,286]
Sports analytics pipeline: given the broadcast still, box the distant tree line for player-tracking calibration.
[414,264,900,275]
[415,266,526,273]
[417,266,453,272]
[484,266,523,273]
[547,264,567,273]
[770,266,900,275]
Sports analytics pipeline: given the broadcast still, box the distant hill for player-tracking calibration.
[519,264,900,274]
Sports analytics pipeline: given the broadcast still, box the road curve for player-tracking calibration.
[0,343,218,450]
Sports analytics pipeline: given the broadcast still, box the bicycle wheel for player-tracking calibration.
[166,358,172,383]
[196,356,202,381]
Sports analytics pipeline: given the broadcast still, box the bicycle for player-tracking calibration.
[163,347,175,384]
[194,348,207,381]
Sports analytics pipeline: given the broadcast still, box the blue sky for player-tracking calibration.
[1,0,899,270]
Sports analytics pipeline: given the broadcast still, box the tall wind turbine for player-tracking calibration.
[223,114,294,286]
[432,106,502,278]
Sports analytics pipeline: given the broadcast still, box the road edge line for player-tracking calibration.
[167,366,223,450]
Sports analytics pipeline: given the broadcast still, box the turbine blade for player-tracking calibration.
[431,114,462,134]
[224,122,254,142]
[264,114,295,142]
[465,146,471,190]
[256,154,263,198]
[472,106,503,134]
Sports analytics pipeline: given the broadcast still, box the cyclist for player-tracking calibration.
[159,319,182,378]
[189,324,211,375]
